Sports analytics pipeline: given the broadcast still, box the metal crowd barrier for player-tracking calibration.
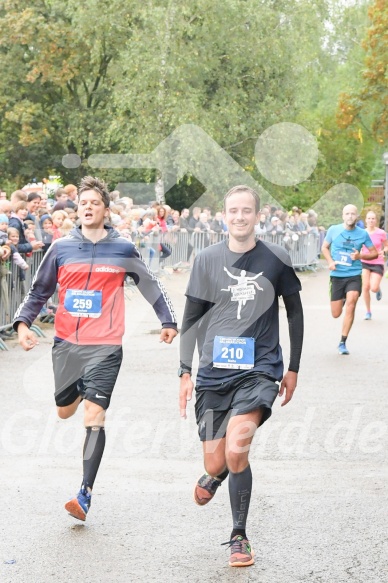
[138,230,321,272]
[257,232,321,269]
[0,231,321,347]
[0,250,49,350]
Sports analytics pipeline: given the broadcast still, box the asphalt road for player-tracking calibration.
[1,264,387,583]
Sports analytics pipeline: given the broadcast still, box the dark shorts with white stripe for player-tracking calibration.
[52,340,123,409]
[195,371,279,441]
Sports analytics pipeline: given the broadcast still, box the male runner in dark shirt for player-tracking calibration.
[179,185,303,567]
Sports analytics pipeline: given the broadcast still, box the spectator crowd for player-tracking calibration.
[0,186,323,269]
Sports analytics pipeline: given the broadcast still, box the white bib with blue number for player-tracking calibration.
[334,251,352,266]
[64,289,102,318]
[213,336,255,369]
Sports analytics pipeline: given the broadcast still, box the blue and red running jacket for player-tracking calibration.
[13,226,177,345]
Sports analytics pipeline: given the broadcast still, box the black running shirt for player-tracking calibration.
[185,239,301,386]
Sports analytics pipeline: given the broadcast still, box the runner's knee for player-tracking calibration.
[331,307,342,318]
[57,406,74,420]
[84,401,105,426]
[225,450,249,473]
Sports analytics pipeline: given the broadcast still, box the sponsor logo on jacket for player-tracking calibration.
[95,266,121,273]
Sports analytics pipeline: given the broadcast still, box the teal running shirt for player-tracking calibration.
[324,224,374,277]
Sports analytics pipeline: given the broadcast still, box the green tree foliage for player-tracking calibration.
[0,0,382,215]
[0,0,131,185]
[264,0,380,216]
[337,0,388,144]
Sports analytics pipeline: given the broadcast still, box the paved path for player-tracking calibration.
[1,264,387,582]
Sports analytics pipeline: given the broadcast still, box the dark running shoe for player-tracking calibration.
[64,488,91,521]
[194,473,222,506]
[376,289,382,301]
[222,535,255,567]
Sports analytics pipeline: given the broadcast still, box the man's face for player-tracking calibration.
[215,212,223,221]
[59,193,68,202]
[182,209,189,219]
[342,205,358,228]
[223,191,259,242]
[27,198,40,214]
[78,190,109,229]
[68,188,77,201]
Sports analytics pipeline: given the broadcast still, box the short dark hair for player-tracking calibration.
[78,176,110,208]
[54,188,67,200]
[223,185,260,213]
[27,192,41,202]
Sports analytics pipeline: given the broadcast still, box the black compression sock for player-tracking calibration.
[341,335,347,343]
[231,528,247,540]
[228,465,252,538]
[82,426,106,491]
[216,468,229,482]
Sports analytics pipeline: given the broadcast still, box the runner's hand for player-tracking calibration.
[18,322,38,351]
[179,375,194,418]
[159,328,178,344]
[350,248,359,261]
[278,370,297,406]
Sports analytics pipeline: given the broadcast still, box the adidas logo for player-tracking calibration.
[95,266,120,273]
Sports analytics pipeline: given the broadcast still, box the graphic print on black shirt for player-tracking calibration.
[184,239,301,388]
[221,267,264,320]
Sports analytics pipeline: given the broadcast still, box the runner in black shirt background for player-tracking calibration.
[179,185,304,568]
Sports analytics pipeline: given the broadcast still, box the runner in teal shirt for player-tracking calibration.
[324,223,373,277]
[321,204,377,355]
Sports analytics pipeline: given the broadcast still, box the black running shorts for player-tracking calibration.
[330,275,362,301]
[52,340,123,409]
[361,262,384,276]
[195,372,279,442]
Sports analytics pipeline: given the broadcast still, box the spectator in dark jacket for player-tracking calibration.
[9,201,43,254]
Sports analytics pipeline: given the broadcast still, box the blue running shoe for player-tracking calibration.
[376,289,382,301]
[338,342,349,355]
[365,312,372,320]
[64,488,91,521]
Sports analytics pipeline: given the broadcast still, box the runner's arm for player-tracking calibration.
[180,296,210,371]
[321,240,336,270]
[13,243,59,331]
[125,246,177,331]
[283,291,303,373]
[351,245,378,261]
[179,297,210,418]
[278,291,303,406]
